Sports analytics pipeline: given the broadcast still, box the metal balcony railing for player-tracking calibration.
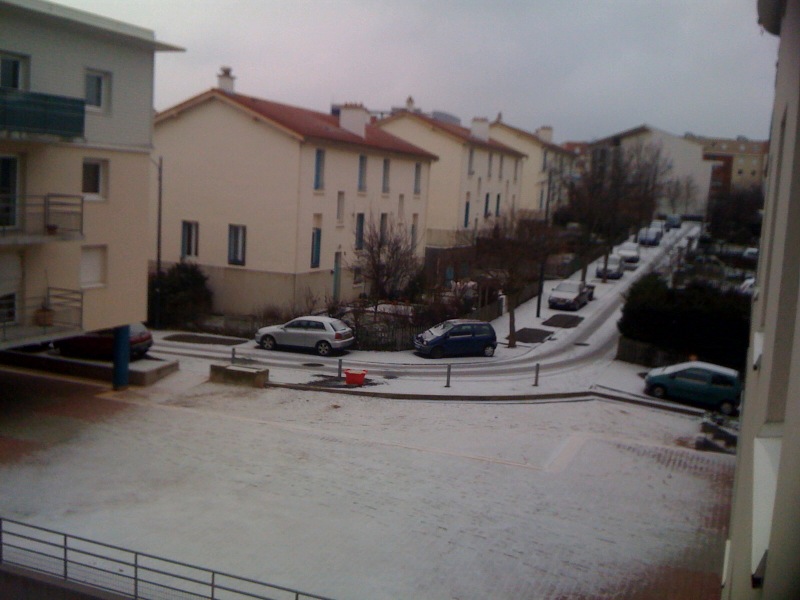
[0,88,85,139]
[0,517,336,600]
[0,287,83,346]
[0,194,84,241]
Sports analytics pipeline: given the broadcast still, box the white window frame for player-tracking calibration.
[1,53,27,90]
[85,69,111,113]
[228,224,246,266]
[181,220,199,258]
[80,245,107,289]
[82,159,108,201]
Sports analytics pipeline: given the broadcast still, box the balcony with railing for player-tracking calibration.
[0,194,84,245]
[0,288,83,349]
[0,88,85,140]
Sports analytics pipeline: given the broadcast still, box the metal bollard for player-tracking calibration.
[231,348,236,364]
[534,363,540,386]
[445,364,452,388]
[338,358,343,379]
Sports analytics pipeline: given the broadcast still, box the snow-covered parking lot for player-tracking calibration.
[0,365,733,600]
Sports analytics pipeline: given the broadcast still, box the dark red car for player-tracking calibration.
[56,323,153,360]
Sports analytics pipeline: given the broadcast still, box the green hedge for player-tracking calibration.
[617,274,750,372]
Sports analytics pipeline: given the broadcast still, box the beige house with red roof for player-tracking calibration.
[153,70,435,315]
[377,104,524,284]
[489,117,577,221]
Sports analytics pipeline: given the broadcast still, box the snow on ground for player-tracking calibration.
[0,379,731,600]
[0,225,733,599]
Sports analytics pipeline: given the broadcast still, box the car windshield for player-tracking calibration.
[428,321,456,336]
[330,319,350,331]
[555,282,580,293]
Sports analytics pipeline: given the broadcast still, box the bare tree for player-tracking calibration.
[473,213,558,347]
[681,175,698,215]
[350,214,420,302]
[664,178,683,216]
[557,140,673,281]
[622,141,673,232]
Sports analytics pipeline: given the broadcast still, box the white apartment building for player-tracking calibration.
[723,1,800,597]
[589,124,714,218]
[0,0,179,351]
[153,71,435,315]
[489,117,576,220]
[377,103,525,285]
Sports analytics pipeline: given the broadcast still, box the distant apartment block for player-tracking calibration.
[0,0,179,350]
[589,124,714,218]
[685,133,768,199]
[153,71,435,315]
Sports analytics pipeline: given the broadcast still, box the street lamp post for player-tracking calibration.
[536,167,555,318]
[151,156,163,328]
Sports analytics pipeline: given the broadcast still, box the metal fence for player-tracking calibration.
[0,193,84,238]
[0,518,336,600]
[0,287,83,345]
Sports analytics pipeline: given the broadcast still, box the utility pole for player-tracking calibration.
[151,156,164,328]
[536,167,554,318]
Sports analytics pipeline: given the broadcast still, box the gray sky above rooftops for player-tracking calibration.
[59,0,779,143]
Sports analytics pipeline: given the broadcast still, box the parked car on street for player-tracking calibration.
[644,361,742,415]
[665,214,682,230]
[56,322,153,360]
[548,280,593,311]
[595,255,624,279]
[617,241,641,268]
[255,316,354,356]
[738,277,756,295]
[742,247,759,261]
[414,319,497,359]
[638,226,662,246]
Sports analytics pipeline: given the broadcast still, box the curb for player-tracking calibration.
[259,380,706,415]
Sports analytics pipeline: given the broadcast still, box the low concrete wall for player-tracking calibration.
[0,351,178,386]
[209,363,269,387]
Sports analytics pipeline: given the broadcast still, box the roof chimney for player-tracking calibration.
[406,96,415,111]
[217,66,235,93]
[471,117,490,142]
[339,103,370,138]
[535,126,553,143]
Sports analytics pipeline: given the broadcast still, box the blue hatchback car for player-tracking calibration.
[414,319,497,359]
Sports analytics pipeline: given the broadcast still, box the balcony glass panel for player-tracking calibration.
[0,88,85,139]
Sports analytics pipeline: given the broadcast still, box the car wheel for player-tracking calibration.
[430,346,444,359]
[483,345,495,357]
[316,340,332,356]
[651,384,667,399]
[719,401,735,416]
[260,335,277,350]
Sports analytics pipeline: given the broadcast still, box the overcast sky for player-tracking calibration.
[58,0,779,143]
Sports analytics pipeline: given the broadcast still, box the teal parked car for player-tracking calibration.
[645,361,742,415]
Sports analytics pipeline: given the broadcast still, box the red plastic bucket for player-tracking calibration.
[344,369,367,386]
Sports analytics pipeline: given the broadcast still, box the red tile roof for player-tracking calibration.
[379,111,526,157]
[156,89,437,161]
